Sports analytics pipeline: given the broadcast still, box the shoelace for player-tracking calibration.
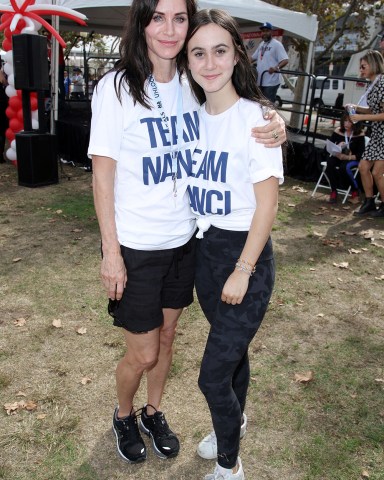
[144,404,171,437]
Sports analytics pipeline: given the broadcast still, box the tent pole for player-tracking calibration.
[50,2,59,135]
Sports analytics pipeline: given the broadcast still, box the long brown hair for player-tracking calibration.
[115,0,197,108]
[181,9,269,108]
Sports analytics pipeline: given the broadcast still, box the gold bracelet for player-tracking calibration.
[237,257,255,269]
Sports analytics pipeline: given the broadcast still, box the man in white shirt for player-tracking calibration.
[251,22,289,103]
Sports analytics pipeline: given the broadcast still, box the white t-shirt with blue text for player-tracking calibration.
[188,98,284,234]
[88,71,199,250]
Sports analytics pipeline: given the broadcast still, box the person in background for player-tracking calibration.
[88,0,286,468]
[251,21,288,103]
[63,70,71,99]
[71,67,85,99]
[184,9,284,480]
[0,66,8,163]
[325,111,366,204]
[348,50,384,217]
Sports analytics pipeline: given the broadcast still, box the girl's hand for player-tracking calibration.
[221,270,250,305]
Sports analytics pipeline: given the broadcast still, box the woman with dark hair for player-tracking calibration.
[185,9,284,480]
[88,0,286,466]
[348,50,384,217]
[325,111,366,204]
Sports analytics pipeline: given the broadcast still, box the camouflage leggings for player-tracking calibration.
[196,226,275,469]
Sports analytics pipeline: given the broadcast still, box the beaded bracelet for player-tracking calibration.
[237,258,256,273]
[235,261,256,276]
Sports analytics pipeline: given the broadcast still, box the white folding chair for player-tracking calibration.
[311,136,370,204]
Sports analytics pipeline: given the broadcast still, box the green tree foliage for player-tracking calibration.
[263,0,384,69]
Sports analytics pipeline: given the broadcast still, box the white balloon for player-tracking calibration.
[11,140,16,150]
[6,147,17,162]
[32,119,39,130]
[4,51,13,64]
[31,110,39,120]
[5,85,17,98]
[7,74,15,87]
[3,63,13,76]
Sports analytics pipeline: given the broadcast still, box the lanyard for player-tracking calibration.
[148,74,184,200]
[260,41,269,60]
[344,131,352,149]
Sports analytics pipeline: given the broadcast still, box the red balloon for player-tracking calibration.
[4,27,12,39]
[1,14,12,23]
[9,118,23,132]
[9,96,22,109]
[6,128,15,142]
[5,106,16,119]
[17,19,26,30]
[2,38,12,51]
[30,97,38,110]
[17,109,24,121]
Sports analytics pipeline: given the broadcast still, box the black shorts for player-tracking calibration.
[108,235,196,333]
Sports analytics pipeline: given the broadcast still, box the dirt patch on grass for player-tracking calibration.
[0,163,383,480]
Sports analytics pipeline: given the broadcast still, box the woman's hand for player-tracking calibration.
[101,251,127,300]
[221,270,250,305]
[251,109,286,147]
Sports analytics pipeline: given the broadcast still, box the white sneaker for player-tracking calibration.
[197,414,247,460]
[204,457,245,480]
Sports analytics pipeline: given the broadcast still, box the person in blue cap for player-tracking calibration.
[251,22,288,102]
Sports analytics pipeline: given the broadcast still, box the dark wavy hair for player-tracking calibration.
[340,111,363,135]
[181,9,269,107]
[114,0,197,108]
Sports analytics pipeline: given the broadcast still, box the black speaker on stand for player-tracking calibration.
[12,34,58,188]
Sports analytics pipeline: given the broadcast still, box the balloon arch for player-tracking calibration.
[0,0,87,163]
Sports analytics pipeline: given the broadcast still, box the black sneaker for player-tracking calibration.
[139,404,180,459]
[112,407,147,464]
[353,197,377,216]
[370,202,384,218]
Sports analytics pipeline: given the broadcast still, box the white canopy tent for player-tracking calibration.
[0,0,318,130]
[58,0,318,42]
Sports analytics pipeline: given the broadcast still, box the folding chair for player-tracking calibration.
[311,136,370,204]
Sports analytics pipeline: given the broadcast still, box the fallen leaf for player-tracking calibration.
[15,391,27,397]
[371,242,384,249]
[25,400,38,411]
[362,470,370,478]
[55,209,63,214]
[309,268,316,271]
[375,378,384,384]
[12,257,22,263]
[360,229,374,240]
[80,377,92,385]
[313,231,323,237]
[294,371,314,384]
[292,186,308,193]
[350,393,357,399]
[374,275,384,281]
[72,228,83,233]
[317,313,324,318]
[342,206,350,210]
[340,230,357,236]
[322,238,343,247]
[320,220,329,224]
[337,278,343,282]
[52,319,62,328]
[333,262,349,269]
[3,402,19,415]
[76,327,87,335]
[14,318,26,327]
[288,203,296,208]
[311,211,324,216]
[348,248,362,254]
[37,414,47,420]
